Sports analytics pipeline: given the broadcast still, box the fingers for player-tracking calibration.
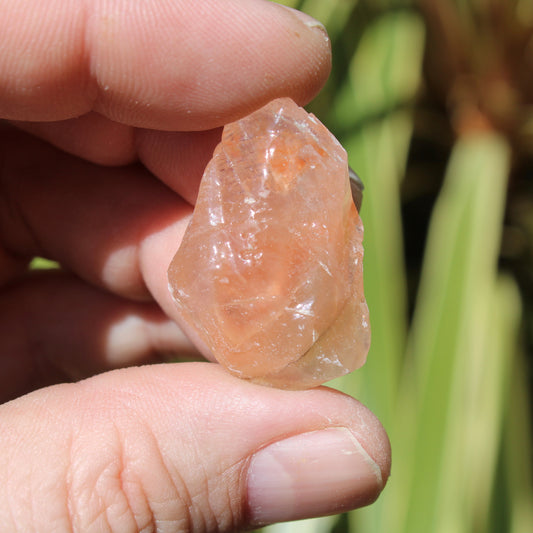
[11,112,138,167]
[0,270,199,403]
[0,363,390,531]
[0,127,192,303]
[135,127,223,205]
[0,0,331,130]
[10,117,223,205]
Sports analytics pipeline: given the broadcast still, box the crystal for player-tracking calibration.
[168,98,370,389]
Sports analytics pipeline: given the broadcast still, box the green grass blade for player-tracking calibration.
[332,6,424,424]
[30,257,60,270]
[392,133,511,533]
[273,0,301,9]
[331,8,425,135]
[433,273,520,533]
[505,342,533,533]
[298,0,358,41]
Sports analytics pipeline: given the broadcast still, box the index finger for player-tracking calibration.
[0,0,331,130]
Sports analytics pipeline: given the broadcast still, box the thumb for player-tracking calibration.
[0,363,390,531]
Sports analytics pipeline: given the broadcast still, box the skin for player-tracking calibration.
[0,1,391,531]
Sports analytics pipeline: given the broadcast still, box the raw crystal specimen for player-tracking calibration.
[168,98,370,389]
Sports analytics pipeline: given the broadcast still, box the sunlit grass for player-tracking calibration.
[30,257,60,270]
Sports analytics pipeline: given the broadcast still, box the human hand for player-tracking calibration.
[0,1,391,531]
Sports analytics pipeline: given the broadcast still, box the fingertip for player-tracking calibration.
[246,426,385,526]
[346,394,392,486]
[0,0,332,129]
[90,0,333,130]
[0,363,389,532]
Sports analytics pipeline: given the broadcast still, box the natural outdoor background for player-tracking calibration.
[262,0,533,532]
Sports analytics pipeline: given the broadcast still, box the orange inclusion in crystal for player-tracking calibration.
[167,98,370,389]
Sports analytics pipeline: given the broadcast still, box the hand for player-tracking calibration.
[0,1,391,531]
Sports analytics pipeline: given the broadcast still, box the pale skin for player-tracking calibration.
[0,1,391,531]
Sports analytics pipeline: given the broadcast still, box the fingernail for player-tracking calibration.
[247,427,383,526]
[281,6,330,43]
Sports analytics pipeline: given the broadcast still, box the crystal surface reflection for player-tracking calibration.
[168,98,370,389]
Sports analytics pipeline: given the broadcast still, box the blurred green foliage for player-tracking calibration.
[265,1,533,532]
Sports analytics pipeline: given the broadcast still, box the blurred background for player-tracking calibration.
[264,0,533,532]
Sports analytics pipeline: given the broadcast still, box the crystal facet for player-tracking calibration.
[168,98,370,389]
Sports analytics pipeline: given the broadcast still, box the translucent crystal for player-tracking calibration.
[168,98,370,389]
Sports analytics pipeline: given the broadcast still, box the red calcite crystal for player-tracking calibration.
[168,98,370,389]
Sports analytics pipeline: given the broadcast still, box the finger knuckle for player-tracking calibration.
[64,420,211,532]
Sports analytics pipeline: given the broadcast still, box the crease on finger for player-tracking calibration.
[0,270,199,403]
[0,127,192,300]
